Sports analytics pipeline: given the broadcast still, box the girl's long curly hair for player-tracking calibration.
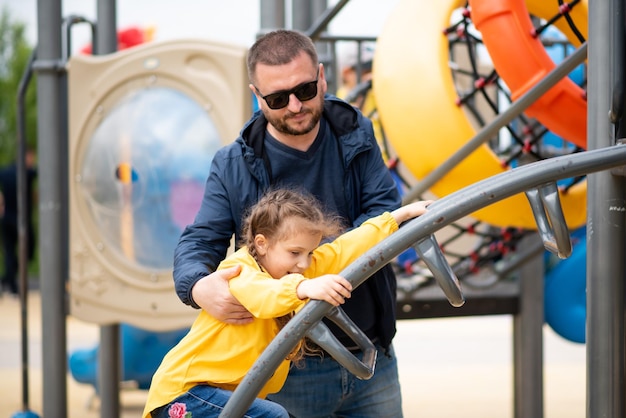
[240,188,344,363]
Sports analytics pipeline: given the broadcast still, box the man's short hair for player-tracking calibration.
[247,29,318,84]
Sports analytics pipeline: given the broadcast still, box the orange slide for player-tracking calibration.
[470,0,587,150]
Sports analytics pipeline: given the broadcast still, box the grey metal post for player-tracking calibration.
[35,0,67,417]
[587,0,626,416]
[94,2,121,418]
[513,234,544,418]
[95,0,117,56]
[260,0,285,33]
[16,47,37,415]
[292,0,313,32]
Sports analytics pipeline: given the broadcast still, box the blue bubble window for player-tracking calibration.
[79,87,219,269]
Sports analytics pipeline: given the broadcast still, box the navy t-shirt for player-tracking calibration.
[263,118,379,347]
[264,119,348,219]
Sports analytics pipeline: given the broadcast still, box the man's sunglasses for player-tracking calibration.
[255,69,320,110]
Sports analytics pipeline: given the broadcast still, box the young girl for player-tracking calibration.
[143,189,431,418]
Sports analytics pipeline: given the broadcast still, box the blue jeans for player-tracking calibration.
[267,344,403,417]
[150,384,289,418]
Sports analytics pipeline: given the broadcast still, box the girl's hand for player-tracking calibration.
[296,274,352,306]
[391,200,434,225]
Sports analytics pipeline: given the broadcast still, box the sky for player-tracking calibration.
[1,0,400,53]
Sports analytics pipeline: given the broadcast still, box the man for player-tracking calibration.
[173,30,403,417]
[336,41,375,107]
[0,148,37,296]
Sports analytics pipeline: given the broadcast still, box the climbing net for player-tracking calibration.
[347,1,587,308]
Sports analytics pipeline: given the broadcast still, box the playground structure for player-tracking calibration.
[16,0,626,417]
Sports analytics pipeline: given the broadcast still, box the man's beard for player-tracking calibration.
[263,96,323,136]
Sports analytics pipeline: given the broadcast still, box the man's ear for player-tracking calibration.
[250,84,263,109]
[254,234,268,256]
[319,63,328,94]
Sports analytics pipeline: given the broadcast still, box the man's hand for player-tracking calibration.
[191,265,254,324]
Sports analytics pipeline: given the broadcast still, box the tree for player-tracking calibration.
[0,7,36,166]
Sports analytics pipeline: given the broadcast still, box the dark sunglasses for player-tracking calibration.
[255,69,320,110]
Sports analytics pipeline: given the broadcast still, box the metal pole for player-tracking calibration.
[292,0,312,32]
[259,0,285,34]
[616,4,626,416]
[94,0,117,56]
[93,2,121,418]
[513,234,544,418]
[35,0,67,416]
[587,0,626,416]
[303,0,347,40]
[16,47,38,417]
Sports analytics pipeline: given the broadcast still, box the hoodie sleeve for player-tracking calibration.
[306,212,398,276]
[223,249,308,318]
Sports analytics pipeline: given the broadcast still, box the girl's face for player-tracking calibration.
[254,218,322,279]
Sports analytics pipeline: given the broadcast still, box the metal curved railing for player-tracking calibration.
[220,143,626,417]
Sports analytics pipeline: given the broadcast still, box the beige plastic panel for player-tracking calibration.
[68,39,251,331]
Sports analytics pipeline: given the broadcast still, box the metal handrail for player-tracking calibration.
[220,144,626,417]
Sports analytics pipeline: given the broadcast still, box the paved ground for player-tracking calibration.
[0,290,586,418]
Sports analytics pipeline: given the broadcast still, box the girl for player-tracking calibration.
[144,189,431,418]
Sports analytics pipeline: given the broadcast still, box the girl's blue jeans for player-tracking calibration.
[150,384,289,418]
